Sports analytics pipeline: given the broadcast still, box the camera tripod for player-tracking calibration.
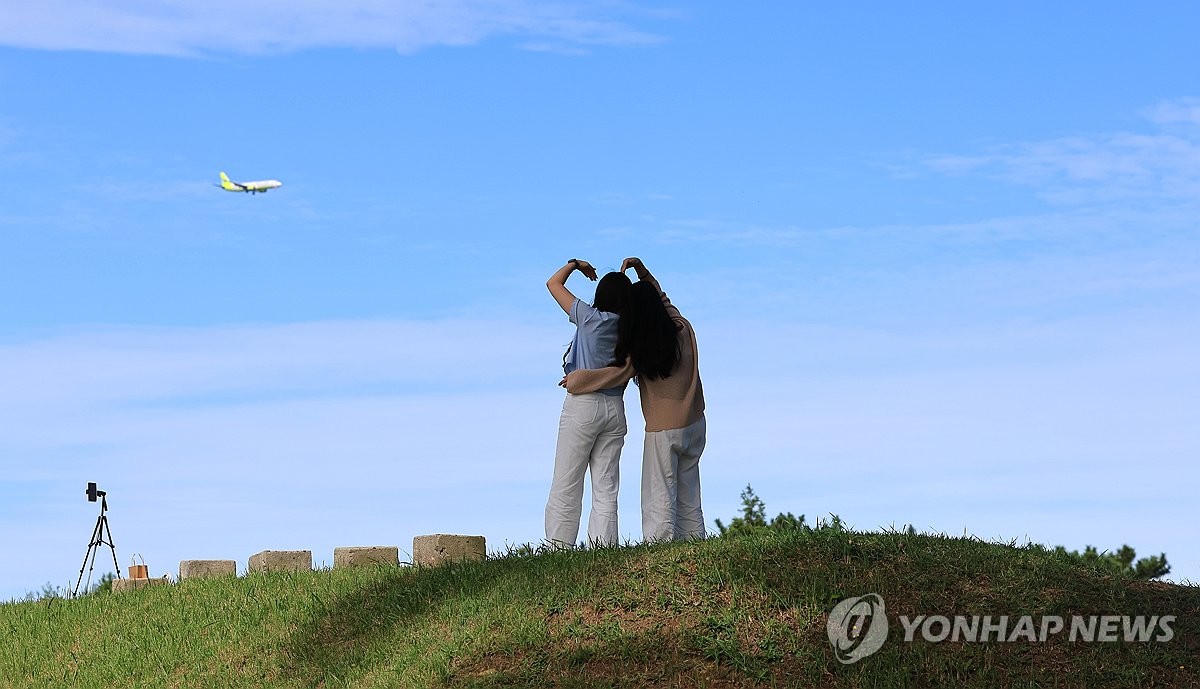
[73,489,122,597]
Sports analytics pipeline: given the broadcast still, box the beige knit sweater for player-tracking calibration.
[564,278,705,432]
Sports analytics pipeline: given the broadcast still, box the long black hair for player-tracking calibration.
[592,271,632,314]
[613,280,680,379]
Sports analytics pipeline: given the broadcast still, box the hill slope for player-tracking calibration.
[2,528,1197,688]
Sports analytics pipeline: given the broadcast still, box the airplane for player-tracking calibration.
[218,171,282,194]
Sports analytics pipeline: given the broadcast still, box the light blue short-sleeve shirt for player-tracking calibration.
[563,299,625,396]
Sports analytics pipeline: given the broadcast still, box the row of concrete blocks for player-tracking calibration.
[111,534,484,593]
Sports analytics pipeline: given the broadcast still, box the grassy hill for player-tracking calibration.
[2,527,1196,688]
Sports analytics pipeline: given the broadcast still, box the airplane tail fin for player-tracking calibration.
[219,171,237,191]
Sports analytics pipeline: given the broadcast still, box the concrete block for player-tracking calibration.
[334,546,399,569]
[413,534,486,567]
[112,576,170,593]
[248,550,312,573]
[179,560,237,580]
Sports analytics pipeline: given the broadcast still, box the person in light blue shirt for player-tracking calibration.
[545,259,632,547]
[563,299,626,397]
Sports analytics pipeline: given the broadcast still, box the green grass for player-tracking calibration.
[2,528,1197,688]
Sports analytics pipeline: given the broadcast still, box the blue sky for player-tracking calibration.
[1,2,1197,600]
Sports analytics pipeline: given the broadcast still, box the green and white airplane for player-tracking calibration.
[219,171,282,194]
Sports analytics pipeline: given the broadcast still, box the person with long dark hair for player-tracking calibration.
[545,259,633,548]
[563,257,706,542]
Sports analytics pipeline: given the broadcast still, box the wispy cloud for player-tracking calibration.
[599,203,1200,254]
[606,100,1200,250]
[0,319,563,412]
[0,119,38,167]
[923,98,1200,203]
[0,0,668,57]
[71,179,217,203]
[590,191,676,206]
[1143,97,1200,126]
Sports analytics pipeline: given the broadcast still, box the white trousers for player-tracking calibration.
[545,393,627,547]
[642,414,706,543]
